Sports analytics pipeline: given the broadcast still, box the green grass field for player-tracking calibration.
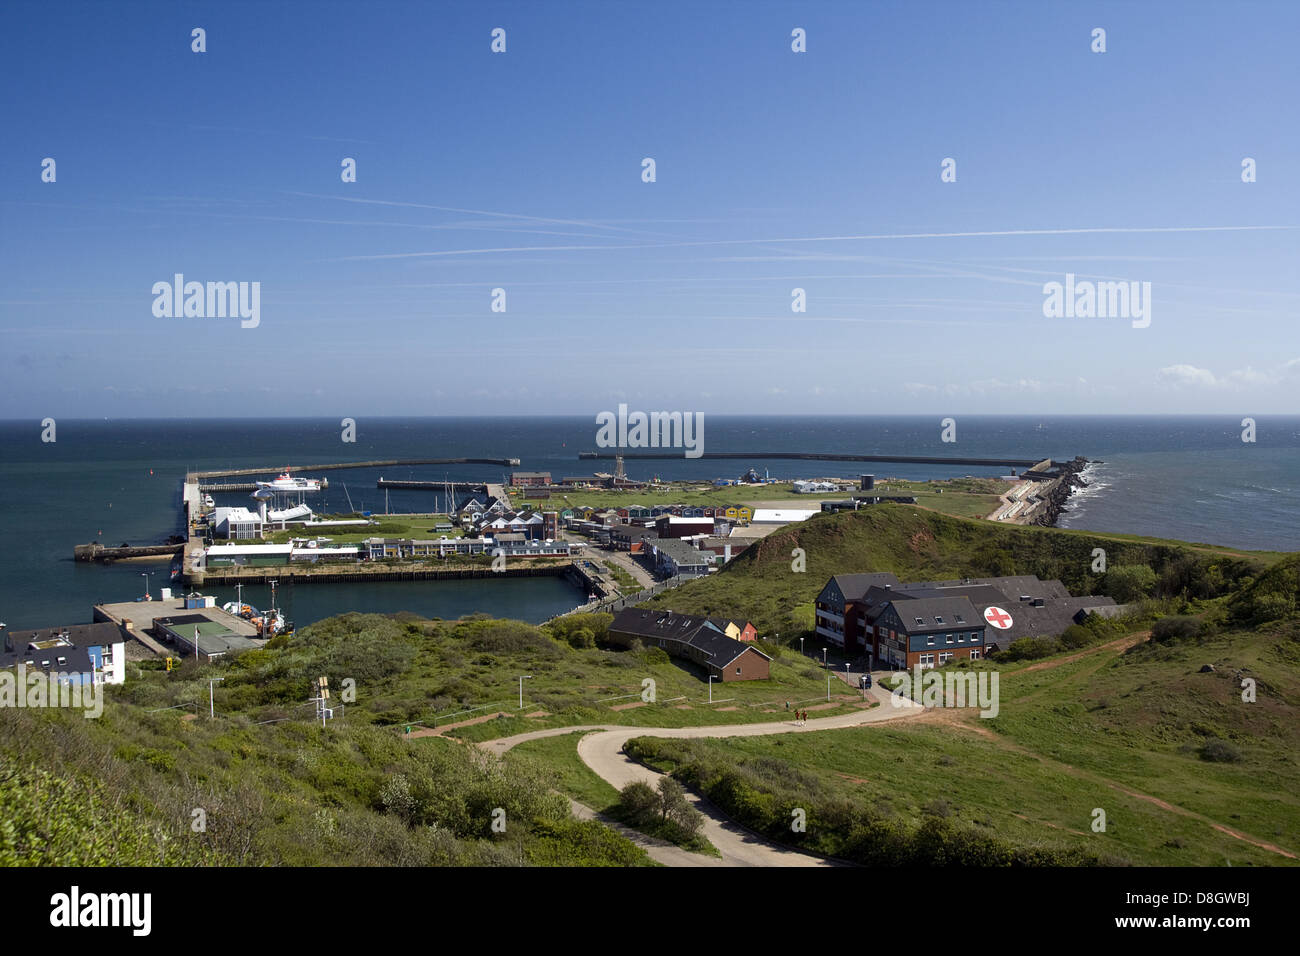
[621,616,1300,865]
[260,513,463,545]
[510,731,719,855]
[640,505,1283,642]
[509,477,1002,520]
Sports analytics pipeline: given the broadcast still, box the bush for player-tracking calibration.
[1150,615,1203,644]
[997,637,1055,662]
[641,646,670,666]
[1103,564,1158,603]
[1199,739,1242,763]
[619,781,660,826]
[1058,624,1092,649]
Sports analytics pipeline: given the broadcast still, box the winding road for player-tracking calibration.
[481,681,925,867]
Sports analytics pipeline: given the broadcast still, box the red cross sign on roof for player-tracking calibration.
[984,605,1014,629]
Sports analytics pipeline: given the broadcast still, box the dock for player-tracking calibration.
[194,457,520,479]
[579,451,1052,469]
[195,561,573,586]
[375,479,489,492]
[200,479,330,493]
[74,542,183,563]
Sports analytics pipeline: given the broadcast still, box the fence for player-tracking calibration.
[545,575,688,623]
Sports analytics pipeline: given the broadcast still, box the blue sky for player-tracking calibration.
[2,0,1297,417]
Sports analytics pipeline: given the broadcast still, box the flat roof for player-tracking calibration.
[751,509,819,523]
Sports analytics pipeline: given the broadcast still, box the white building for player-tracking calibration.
[212,506,264,540]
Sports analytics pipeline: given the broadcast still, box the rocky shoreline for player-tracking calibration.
[1031,455,1094,528]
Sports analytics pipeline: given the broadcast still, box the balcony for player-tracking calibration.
[814,624,844,646]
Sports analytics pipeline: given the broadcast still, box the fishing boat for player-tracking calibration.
[202,493,215,508]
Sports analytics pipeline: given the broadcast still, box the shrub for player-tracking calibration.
[1058,624,1092,649]
[1103,564,1158,604]
[1150,615,1203,644]
[619,781,659,826]
[1199,739,1242,763]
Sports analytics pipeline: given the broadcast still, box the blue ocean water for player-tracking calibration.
[0,416,1295,630]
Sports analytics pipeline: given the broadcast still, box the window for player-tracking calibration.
[955,614,966,624]
[914,617,925,626]
[938,652,953,664]
[736,667,742,675]
[919,653,934,665]
[956,633,965,642]
[926,636,935,646]
[970,648,981,660]
[935,616,945,625]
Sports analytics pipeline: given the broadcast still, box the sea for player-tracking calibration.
[0,415,1296,631]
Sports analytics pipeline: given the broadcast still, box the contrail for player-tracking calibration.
[330,224,1296,261]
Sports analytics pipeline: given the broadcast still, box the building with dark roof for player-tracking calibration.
[815,572,1121,667]
[609,608,771,681]
[0,621,126,685]
[648,538,714,577]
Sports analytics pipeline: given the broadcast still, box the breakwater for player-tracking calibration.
[580,451,1050,469]
[1032,456,1093,528]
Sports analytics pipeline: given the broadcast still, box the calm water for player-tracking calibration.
[0,416,1296,629]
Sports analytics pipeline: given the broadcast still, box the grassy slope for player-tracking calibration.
[641,505,1280,639]
[510,732,719,855]
[626,615,1300,866]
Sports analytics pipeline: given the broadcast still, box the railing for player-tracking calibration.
[544,574,688,623]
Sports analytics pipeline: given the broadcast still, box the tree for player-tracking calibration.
[1103,564,1157,604]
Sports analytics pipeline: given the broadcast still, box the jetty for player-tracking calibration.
[579,451,1051,469]
[193,458,519,479]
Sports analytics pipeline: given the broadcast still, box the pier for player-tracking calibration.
[200,479,331,493]
[196,562,572,587]
[194,457,520,479]
[74,542,183,563]
[579,451,1053,469]
[376,479,489,492]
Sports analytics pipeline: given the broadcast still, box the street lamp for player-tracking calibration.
[208,677,224,719]
[140,571,153,599]
[708,674,714,703]
[518,674,533,709]
[799,636,805,658]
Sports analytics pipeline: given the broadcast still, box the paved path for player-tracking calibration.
[484,681,924,867]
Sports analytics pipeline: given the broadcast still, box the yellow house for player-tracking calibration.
[736,506,753,522]
[724,507,739,520]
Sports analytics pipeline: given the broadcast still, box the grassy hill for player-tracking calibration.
[2,511,1293,867]
[625,601,1300,866]
[642,505,1278,640]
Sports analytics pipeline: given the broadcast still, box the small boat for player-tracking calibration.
[202,493,215,508]
[170,557,183,581]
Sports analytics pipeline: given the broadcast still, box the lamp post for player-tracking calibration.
[140,571,152,599]
[800,636,805,658]
[708,674,714,703]
[208,677,224,719]
[518,674,532,709]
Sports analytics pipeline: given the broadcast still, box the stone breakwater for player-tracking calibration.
[1032,456,1093,528]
